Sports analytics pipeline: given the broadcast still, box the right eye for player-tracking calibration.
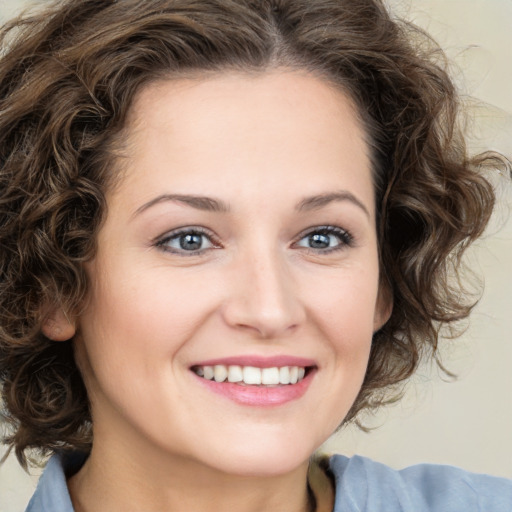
[156,228,218,255]
[294,225,354,253]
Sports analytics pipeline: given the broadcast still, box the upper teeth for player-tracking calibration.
[194,365,307,385]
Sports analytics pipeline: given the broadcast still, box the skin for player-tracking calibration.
[56,69,391,512]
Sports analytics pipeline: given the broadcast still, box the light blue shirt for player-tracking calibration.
[25,452,512,511]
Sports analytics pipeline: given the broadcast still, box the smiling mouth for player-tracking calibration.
[191,365,312,386]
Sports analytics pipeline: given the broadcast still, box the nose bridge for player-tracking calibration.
[223,236,304,338]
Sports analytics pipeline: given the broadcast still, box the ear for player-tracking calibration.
[42,307,76,341]
[373,282,393,332]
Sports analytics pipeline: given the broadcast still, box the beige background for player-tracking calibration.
[1,1,511,511]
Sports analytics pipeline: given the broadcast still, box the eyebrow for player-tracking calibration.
[133,194,230,217]
[133,190,370,218]
[297,191,370,218]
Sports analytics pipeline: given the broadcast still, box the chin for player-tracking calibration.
[197,436,319,478]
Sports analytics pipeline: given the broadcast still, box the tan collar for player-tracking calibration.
[307,456,334,512]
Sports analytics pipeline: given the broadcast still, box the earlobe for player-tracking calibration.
[42,308,76,341]
[373,284,393,332]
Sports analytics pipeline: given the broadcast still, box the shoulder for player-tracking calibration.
[25,453,86,512]
[328,454,512,512]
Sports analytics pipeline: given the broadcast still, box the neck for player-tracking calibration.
[68,434,312,512]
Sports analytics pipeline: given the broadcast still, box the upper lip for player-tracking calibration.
[190,355,316,368]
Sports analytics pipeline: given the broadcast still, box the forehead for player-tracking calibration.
[130,69,365,141]
[116,69,374,216]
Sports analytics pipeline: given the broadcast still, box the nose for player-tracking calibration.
[221,246,306,339]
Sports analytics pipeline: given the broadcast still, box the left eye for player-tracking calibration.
[158,230,215,253]
[295,227,352,251]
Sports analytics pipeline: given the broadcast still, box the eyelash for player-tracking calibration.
[155,227,221,256]
[155,225,354,256]
[293,225,354,254]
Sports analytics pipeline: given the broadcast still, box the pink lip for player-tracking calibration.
[191,355,316,368]
[190,356,317,407]
[193,372,315,406]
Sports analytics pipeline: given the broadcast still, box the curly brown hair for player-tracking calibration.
[0,0,505,468]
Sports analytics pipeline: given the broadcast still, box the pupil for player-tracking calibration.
[180,233,202,251]
[309,233,330,249]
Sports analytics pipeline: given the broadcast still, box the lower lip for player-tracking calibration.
[192,370,315,406]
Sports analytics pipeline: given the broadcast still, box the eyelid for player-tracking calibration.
[154,226,222,255]
[153,224,354,256]
[292,225,355,252]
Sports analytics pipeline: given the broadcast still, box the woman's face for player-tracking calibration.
[75,70,390,476]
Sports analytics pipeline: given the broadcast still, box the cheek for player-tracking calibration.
[306,266,380,343]
[298,269,378,437]
[78,266,221,366]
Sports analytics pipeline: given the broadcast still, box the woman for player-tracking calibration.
[0,0,510,511]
